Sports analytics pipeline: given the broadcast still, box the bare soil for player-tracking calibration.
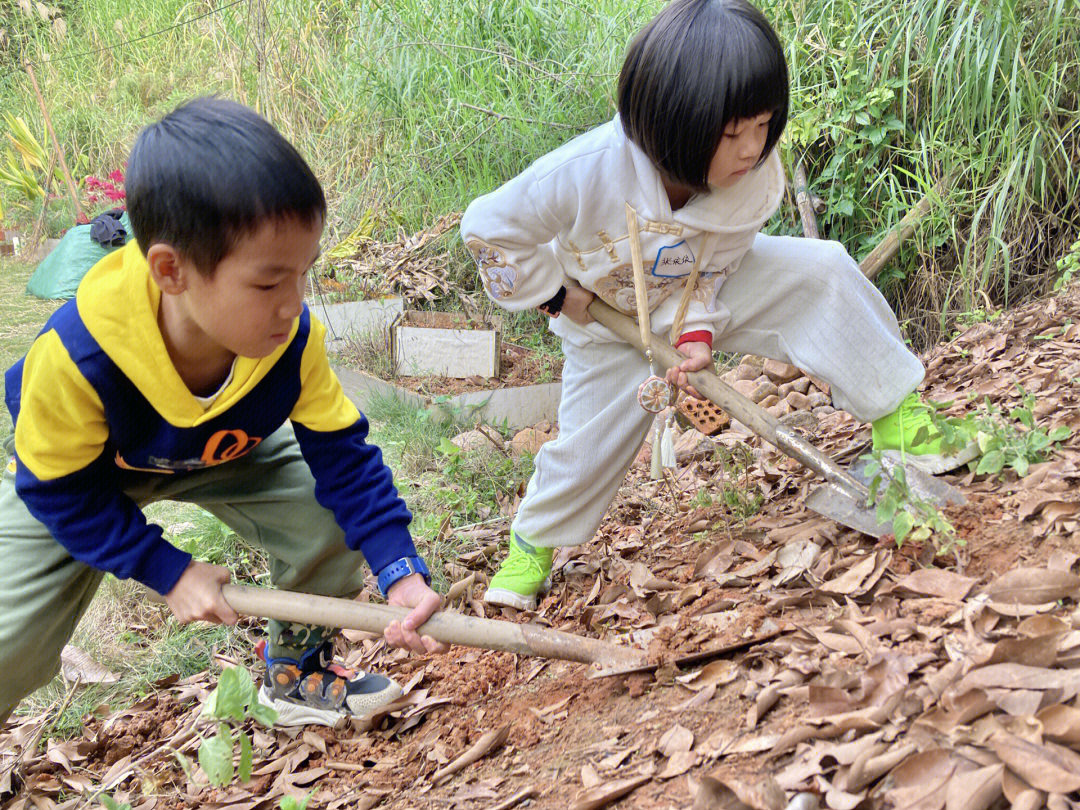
[388,341,562,396]
[5,287,1080,810]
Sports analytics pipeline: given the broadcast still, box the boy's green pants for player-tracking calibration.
[0,425,368,726]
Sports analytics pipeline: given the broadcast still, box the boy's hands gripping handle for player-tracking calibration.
[164,560,239,625]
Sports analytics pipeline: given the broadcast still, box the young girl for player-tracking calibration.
[460,0,975,610]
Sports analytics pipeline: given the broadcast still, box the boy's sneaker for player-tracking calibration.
[871,392,978,474]
[256,639,402,727]
[483,533,553,611]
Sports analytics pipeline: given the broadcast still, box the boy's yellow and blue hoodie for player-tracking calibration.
[4,241,415,596]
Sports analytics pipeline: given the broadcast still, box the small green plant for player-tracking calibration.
[970,391,1071,477]
[688,489,714,510]
[100,797,132,810]
[922,389,1071,478]
[187,665,277,788]
[862,450,961,555]
[711,444,763,520]
[1054,238,1080,291]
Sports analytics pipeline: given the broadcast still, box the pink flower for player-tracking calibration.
[108,169,125,185]
[104,188,126,201]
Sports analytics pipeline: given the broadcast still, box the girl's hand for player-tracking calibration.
[384,574,449,655]
[556,283,595,325]
[164,560,239,625]
[665,341,713,399]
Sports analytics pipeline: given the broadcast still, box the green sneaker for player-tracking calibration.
[871,392,978,474]
[483,533,554,610]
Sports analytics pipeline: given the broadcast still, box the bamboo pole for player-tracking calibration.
[793,161,821,240]
[25,62,85,224]
[212,584,646,670]
[859,175,951,280]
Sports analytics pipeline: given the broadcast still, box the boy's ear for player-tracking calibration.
[146,243,189,295]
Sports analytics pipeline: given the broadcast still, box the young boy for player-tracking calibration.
[0,97,445,729]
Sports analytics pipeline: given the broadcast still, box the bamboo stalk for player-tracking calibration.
[24,62,85,224]
[859,175,951,280]
[793,161,821,240]
[215,584,645,670]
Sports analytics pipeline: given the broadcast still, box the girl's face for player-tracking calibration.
[707,111,774,187]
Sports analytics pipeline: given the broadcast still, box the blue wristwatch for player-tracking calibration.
[377,556,431,597]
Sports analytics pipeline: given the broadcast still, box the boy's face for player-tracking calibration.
[176,216,322,359]
[708,111,773,188]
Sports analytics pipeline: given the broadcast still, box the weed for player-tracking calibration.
[1054,238,1080,291]
[921,389,1071,478]
[711,444,763,521]
[862,450,961,556]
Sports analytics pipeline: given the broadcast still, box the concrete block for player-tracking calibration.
[307,298,404,348]
[392,311,500,379]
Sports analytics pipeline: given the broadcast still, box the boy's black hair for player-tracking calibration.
[618,0,789,192]
[126,97,326,274]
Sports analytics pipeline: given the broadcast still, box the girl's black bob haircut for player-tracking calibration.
[618,0,789,192]
[126,96,326,275]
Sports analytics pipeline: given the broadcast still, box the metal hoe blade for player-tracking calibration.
[805,455,966,538]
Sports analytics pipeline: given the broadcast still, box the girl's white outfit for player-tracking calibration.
[460,116,924,550]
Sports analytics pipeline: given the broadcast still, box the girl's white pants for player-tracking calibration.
[512,234,925,549]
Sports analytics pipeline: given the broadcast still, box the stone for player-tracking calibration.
[767,399,793,418]
[451,429,500,452]
[808,392,831,409]
[732,379,758,398]
[812,405,836,417]
[778,377,811,397]
[510,427,552,456]
[785,391,811,411]
[779,410,819,435]
[674,428,713,462]
[741,354,765,369]
[751,381,779,403]
[759,394,780,409]
[733,364,759,381]
[763,358,802,384]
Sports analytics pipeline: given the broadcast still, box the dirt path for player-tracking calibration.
[4,287,1080,810]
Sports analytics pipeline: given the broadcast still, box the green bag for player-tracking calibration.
[26,212,132,300]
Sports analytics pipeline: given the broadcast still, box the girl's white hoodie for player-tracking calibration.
[460,115,784,345]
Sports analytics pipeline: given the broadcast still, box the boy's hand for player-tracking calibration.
[164,560,239,625]
[665,341,713,399]
[383,574,449,655]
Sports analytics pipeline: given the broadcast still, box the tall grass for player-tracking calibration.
[1,0,1077,346]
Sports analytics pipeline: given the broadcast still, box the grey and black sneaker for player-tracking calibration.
[256,639,403,727]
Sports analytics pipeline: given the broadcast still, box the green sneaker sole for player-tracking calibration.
[483,577,552,610]
[880,442,979,475]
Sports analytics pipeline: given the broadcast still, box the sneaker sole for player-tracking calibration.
[483,578,552,611]
[881,442,980,475]
[257,682,403,728]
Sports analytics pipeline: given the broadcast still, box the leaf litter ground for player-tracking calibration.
[5,288,1080,810]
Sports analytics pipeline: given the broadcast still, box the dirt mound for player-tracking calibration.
[5,288,1080,809]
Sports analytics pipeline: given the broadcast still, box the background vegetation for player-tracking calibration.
[1,0,1077,347]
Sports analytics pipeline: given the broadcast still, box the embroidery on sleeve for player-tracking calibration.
[466,238,519,300]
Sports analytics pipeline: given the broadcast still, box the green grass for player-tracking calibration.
[0,257,62,436]
[3,0,1077,349]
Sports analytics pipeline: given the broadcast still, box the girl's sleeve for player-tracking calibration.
[459,167,571,311]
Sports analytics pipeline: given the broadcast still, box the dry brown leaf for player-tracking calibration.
[956,663,1080,697]
[989,730,1080,793]
[984,633,1062,667]
[659,724,695,756]
[581,763,601,789]
[983,567,1080,604]
[60,645,119,684]
[891,568,976,601]
[943,763,1003,810]
[571,774,651,810]
[819,553,877,596]
[693,776,751,810]
[431,725,510,785]
[657,750,698,779]
[1037,703,1080,745]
